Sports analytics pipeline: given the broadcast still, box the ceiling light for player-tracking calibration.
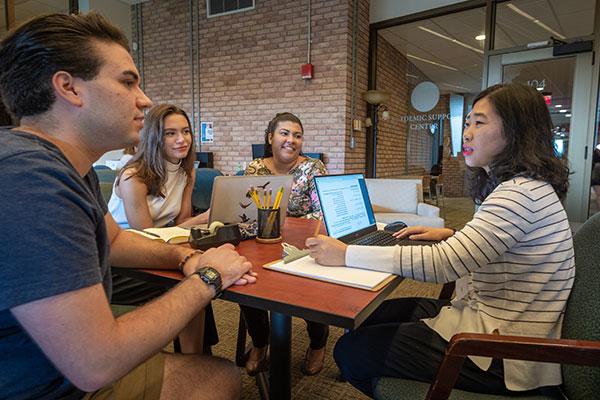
[507,4,566,40]
[555,105,562,108]
[475,34,486,41]
[559,109,568,113]
[565,113,572,117]
[418,26,484,55]
[536,87,543,91]
[406,54,458,71]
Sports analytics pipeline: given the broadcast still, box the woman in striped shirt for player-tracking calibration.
[306,83,573,397]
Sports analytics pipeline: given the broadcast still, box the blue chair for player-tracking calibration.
[93,168,117,203]
[304,152,324,161]
[192,168,223,213]
[93,164,112,171]
[374,212,600,400]
[251,144,264,159]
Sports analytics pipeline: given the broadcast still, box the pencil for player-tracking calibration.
[313,217,321,237]
[272,186,284,210]
[249,187,262,208]
[265,187,284,236]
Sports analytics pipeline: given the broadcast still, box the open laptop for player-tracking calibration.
[314,174,436,246]
[208,175,293,226]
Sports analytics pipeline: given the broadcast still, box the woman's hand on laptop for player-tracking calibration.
[306,235,347,266]
[392,226,455,242]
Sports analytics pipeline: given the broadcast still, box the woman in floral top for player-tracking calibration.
[245,156,326,218]
[242,112,329,376]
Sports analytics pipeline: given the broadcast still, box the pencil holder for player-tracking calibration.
[256,208,282,243]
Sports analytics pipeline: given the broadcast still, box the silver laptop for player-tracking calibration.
[208,175,294,226]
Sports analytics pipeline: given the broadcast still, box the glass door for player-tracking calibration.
[487,47,596,222]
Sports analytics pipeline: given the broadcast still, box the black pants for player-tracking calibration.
[111,273,219,347]
[333,297,509,398]
[240,305,329,349]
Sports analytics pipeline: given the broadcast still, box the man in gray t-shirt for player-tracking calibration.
[0,13,257,399]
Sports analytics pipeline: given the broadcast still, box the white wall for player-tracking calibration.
[79,0,132,44]
[370,0,469,23]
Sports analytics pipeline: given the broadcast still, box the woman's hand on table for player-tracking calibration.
[305,235,347,266]
[392,226,455,241]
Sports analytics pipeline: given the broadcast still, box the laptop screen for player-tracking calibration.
[314,174,376,239]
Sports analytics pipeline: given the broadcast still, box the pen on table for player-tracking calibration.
[133,229,161,238]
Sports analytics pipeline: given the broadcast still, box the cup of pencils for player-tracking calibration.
[251,186,284,244]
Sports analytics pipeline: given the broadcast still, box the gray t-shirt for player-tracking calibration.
[0,129,110,399]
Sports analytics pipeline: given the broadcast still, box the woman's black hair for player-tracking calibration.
[263,112,304,158]
[468,83,569,203]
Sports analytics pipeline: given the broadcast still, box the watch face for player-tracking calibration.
[204,269,218,280]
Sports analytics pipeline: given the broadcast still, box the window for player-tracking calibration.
[207,0,254,18]
[375,7,486,197]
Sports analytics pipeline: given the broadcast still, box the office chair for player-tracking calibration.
[191,168,223,214]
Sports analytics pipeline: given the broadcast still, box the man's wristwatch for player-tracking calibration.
[194,266,222,299]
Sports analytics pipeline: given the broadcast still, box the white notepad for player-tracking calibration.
[264,255,394,291]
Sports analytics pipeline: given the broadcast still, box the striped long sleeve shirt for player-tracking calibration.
[346,176,575,391]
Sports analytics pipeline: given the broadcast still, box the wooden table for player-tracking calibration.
[114,218,401,400]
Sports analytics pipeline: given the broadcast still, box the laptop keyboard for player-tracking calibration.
[349,230,440,247]
[350,230,400,246]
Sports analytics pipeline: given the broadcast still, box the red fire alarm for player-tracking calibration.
[301,63,314,80]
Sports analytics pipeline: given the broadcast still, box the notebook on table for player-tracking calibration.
[208,175,294,226]
[264,255,395,291]
[314,174,437,247]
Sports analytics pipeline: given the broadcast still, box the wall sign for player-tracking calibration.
[201,121,213,143]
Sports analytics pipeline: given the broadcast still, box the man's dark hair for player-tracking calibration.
[0,12,129,119]
[468,83,570,203]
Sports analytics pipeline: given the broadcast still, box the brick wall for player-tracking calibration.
[375,35,408,178]
[133,0,370,175]
[130,0,467,194]
[343,0,370,174]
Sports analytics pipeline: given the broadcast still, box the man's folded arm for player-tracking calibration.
[11,274,213,392]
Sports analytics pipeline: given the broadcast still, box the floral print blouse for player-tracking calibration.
[245,157,327,218]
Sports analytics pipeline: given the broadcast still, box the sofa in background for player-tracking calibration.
[365,178,444,228]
